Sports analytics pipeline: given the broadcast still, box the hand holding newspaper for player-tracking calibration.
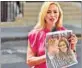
[45,30,78,68]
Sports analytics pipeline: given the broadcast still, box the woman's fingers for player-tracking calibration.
[68,34,78,50]
[68,34,78,44]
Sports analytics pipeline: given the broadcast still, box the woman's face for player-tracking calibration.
[48,38,59,55]
[59,41,67,53]
[45,4,59,28]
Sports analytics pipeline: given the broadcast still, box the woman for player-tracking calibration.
[26,2,77,68]
[47,37,59,56]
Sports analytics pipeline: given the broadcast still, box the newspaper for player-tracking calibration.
[45,30,78,68]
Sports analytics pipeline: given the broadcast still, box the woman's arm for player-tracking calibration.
[26,40,46,66]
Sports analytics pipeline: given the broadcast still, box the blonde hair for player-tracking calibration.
[34,1,63,30]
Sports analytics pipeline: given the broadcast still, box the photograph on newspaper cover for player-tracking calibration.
[45,30,78,68]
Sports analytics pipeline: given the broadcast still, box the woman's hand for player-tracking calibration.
[68,33,78,50]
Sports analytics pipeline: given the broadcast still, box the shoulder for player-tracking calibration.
[28,28,44,37]
[28,29,39,37]
[28,28,46,41]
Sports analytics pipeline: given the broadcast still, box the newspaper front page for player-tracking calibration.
[45,30,78,68]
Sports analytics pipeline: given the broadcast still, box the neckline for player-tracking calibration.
[43,28,51,33]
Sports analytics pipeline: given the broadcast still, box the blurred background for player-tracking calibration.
[0,1,82,68]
